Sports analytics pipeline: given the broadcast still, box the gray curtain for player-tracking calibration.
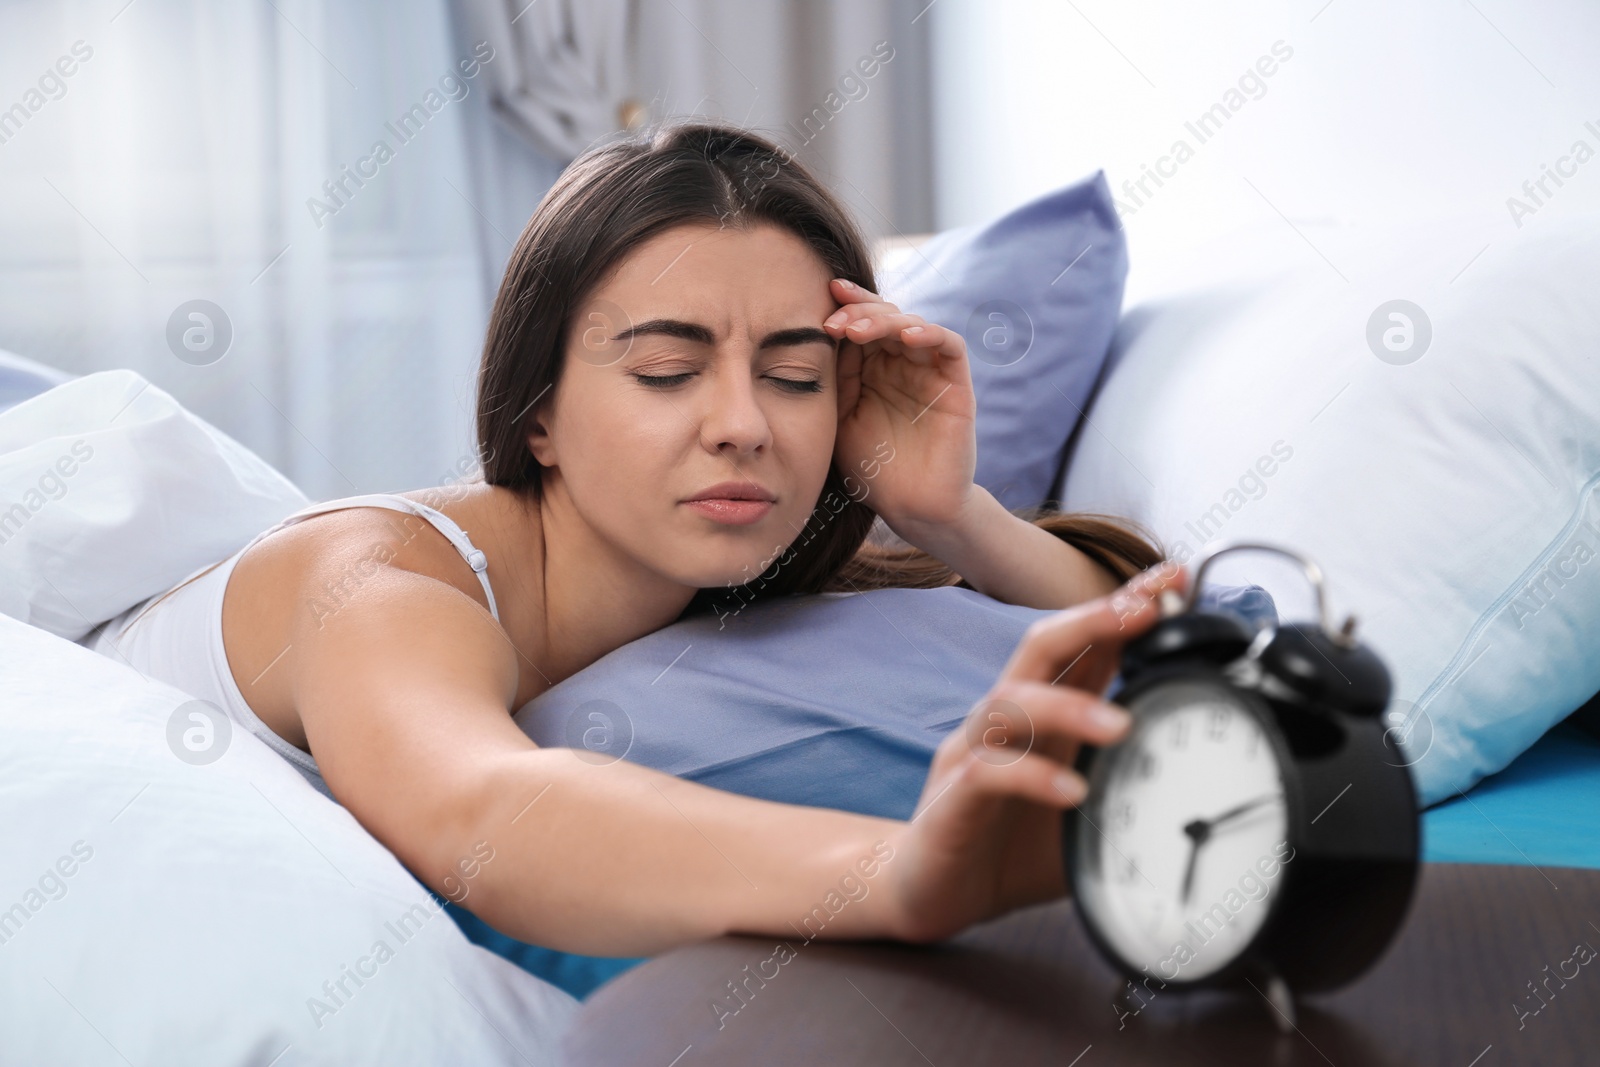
[457,0,935,241]
[456,0,637,161]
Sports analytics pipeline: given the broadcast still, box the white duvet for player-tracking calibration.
[0,611,576,1065]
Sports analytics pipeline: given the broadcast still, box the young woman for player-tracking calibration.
[90,121,1180,958]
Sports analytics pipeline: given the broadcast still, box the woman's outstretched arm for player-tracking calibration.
[293,559,1184,958]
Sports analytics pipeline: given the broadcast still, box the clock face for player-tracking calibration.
[1074,678,1291,983]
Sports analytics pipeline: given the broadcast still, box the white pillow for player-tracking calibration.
[0,612,576,1064]
[0,370,309,640]
[1061,213,1600,808]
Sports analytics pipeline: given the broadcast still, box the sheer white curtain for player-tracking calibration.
[0,0,495,500]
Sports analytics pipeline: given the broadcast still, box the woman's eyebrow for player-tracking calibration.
[610,319,835,349]
[760,326,834,349]
[611,318,714,345]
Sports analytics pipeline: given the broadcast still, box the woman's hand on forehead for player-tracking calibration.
[824,277,979,538]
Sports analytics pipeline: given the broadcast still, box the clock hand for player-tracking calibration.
[1203,793,1282,833]
[1178,794,1280,906]
[1179,819,1209,905]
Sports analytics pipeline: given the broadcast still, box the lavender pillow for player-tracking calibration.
[514,582,1275,819]
[879,172,1129,512]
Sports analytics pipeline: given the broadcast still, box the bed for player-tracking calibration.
[3,187,1598,1061]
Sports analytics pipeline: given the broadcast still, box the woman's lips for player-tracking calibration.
[683,498,773,525]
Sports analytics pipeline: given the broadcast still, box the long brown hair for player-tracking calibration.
[474,119,1159,621]
[832,510,1160,595]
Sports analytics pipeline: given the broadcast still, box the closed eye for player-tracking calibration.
[632,372,694,389]
[631,372,823,394]
[769,376,823,394]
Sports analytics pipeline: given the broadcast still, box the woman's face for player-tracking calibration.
[528,220,842,590]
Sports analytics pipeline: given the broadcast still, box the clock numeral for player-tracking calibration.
[1134,750,1158,781]
[1245,730,1261,761]
[1117,853,1140,884]
[1206,707,1228,741]
[1106,799,1136,834]
[1168,718,1189,750]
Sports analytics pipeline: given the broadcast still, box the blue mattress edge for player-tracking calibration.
[1421,720,1600,870]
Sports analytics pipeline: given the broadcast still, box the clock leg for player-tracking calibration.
[1262,971,1296,1034]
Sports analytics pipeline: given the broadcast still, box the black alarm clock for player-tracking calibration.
[1062,543,1419,1022]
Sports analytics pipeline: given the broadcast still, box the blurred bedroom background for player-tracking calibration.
[1,0,1596,501]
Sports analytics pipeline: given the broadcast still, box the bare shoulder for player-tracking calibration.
[222,492,528,748]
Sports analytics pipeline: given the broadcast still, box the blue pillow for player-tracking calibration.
[880,172,1128,512]
[521,588,1043,816]
[447,582,1275,998]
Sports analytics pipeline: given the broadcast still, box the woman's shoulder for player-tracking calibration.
[238,487,517,622]
[228,483,547,673]
[222,486,542,731]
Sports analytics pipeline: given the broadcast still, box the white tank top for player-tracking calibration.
[83,494,500,803]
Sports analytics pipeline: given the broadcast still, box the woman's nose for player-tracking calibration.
[700,359,772,456]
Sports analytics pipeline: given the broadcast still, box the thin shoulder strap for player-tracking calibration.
[282,494,501,622]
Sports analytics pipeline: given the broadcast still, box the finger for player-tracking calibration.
[896,320,967,360]
[1000,560,1189,686]
[830,277,883,303]
[955,683,1124,786]
[1122,557,1191,606]
[981,679,1133,749]
[940,748,1090,811]
[824,305,917,340]
[824,298,898,328]
[836,311,931,348]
